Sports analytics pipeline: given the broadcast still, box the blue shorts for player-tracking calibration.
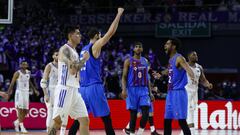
[138,102,153,113]
[126,86,151,111]
[79,83,110,117]
[164,89,188,119]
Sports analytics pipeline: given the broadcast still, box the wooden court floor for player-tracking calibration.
[1,129,240,135]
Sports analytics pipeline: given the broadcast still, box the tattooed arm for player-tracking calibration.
[59,46,89,74]
[72,51,90,71]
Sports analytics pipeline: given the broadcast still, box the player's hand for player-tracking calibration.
[207,83,213,89]
[44,95,49,103]
[82,51,90,61]
[152,71,161,79]
[152,87,158,92]
[118,7,124,15]
[34,89,40,96]
[149,93,155,102]
[121,89,127,99]
[0,91,10,100]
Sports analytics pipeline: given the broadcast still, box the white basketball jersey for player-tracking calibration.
[57,44,80,88]
[48,62,58,88]
[16,70,31,91]
[185,63,201,91]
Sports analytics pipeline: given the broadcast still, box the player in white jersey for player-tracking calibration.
[183,51,213,134]
[40,50,59,132]
[0,61,39,133]
[48,26,90,135]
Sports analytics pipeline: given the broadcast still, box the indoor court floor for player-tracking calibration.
[1,130,240,135]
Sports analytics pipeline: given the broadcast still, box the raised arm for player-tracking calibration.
[92,8,124,58]
[199,65,213,89]
[121,58,130,99]
[177,56,194,80]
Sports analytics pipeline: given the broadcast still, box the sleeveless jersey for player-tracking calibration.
[127,57,149,87]
[168,53,187,90]
[48,62,58,89]
[185,63,201,91]
[16,70,31,91]
[57,44,80,88]
[80,43,102,86]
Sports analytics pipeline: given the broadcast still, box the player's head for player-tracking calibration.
[66,26,81,45]
[52,49,59,62]
[88,27,101,40]
[20,61,28,70]
[164,37,181,55]
[188,51,198,63]
[133,41,143,56]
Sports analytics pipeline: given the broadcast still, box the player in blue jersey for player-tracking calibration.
[68,8,124,135]
[161,38,195,135]
[121,42,154,135]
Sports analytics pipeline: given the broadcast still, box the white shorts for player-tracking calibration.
[186,89,198,111]
[15,90,29,109]
[45,86,56,108]
[53,85,88,123]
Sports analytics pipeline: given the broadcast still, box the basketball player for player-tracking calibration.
[121,42,153,135]
[163,38,194,135]
[183,51,213,134]
[123,103,161,135]
[68,8,124,135]
[48,26,90,135]
[40,50,59,132]
[0,61,39,133]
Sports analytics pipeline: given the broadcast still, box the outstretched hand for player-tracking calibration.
[121,89,128,100]
[207,83,213,90]
[118,8,124,15]
[0,91,9,100]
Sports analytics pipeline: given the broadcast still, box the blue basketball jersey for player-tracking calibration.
[80,43,102,86]
[127,57,149,87]
[168,53,187,90]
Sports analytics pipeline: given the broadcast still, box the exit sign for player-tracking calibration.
[155,22,211,38]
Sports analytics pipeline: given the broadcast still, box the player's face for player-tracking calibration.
[164,40,173,55]
[190,52,198,62]
[133,44,143,55]
[71,29,82,44]
[52,52,59,62]
[20,62,28,69]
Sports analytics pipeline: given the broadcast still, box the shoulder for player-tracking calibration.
[26,70,31,74]
[46,63,52,69]
[124,58,131,66]
[82,45,89,50]
[14,71,20,76]
[142,57,148,62]
[59,44,69,52]
[124,58,130,63]
[196,63,203,70]
[176,55,185,62]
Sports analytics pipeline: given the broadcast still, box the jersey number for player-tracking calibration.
[80,51,87,71]
[168,76,172,83]
[138,72,142,78]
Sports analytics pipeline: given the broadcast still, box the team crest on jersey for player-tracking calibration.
[132,61,138,70]
[133,61,137,66]
[26,74,30,79]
